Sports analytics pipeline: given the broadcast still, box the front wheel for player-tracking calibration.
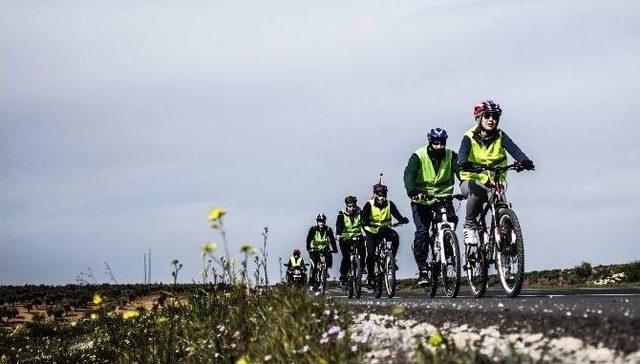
[374,257,384,298]
[384,252,396,298]
[424,244,438,298]
[319,263,327,296]
[441,230,461,298]
[466,241,487,298]
[496,208,525,298]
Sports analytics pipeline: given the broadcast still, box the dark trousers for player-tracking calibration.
[339,235,366,277]
[309,249,333,269]
[411,201,457,272]
[365,228,399,278]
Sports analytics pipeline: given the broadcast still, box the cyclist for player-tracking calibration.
[306,214,338,284]
[457,100,535,248]
[336,196,366,286]
[404,128,459,285]
[361,183,410,287]
[284,249,307,283]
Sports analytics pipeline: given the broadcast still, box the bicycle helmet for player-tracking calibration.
[473,100,502,118]
[293,249,301,257]
[373,183,388,196]
[427,128,448,143]
[344,196,357,205]
[316,214,327,222]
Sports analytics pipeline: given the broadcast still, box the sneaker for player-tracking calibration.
[463,228,480,246]
[417,271,430,286]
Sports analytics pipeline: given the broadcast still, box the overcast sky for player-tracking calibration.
[1,1,639,285]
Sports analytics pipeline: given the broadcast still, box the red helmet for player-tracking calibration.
[473,100,502,118]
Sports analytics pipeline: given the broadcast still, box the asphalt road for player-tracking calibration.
[330,287,640,353]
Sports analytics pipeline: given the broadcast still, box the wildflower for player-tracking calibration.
[263,355,272,361]
[92,294,103,305]
[90,313,99,320]
[208,207,226,222]
[428,332,443,347]
[319,359,329,364]
[122,310,140,320]
[202,242,218,254]
[240,244,256,254]
[157,316,168,324]
[11,325,27,337]
[300,345,310,353]
[235,356,249,364]
[391,304,406,316]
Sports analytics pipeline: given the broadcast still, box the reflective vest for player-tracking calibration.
[413,147,455,205]
[459,127,507,184]
[341,212,363,238]
[364,200,391,234]
[289,256,303,267]
[310,228,330,250]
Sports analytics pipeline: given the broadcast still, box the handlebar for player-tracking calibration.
[463,162,534,174]
[412,193,467,202]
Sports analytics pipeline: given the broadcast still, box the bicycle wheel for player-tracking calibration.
[384,251,396,298]
[320,263,327,296]
[353,255,362,299]
[425,246,438,298]
[374,258,384,298]
[496,208,525,298]
[465,241,487,298]
[441,229,461,298]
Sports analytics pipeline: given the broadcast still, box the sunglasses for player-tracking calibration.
[430,140,445,146]
[482,112,500,120]
[346,204,357,209]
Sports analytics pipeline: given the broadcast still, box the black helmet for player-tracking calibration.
[373,183,388,196]
[344,196,357,205]
[316,214,327,222]
[293,249,301,257]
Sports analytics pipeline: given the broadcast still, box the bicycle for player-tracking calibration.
[371,222,407,298]
[310,248,329,295]
[415,194,465,298]
[462,162,533,298]
[343,236,365,299]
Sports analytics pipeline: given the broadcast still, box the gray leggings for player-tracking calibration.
[460,180,496,230]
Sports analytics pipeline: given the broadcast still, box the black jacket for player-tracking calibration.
[306,226,337,251]
[360,200,407,228]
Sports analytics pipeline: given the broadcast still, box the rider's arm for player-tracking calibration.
[389,201,409,223]
[335,212,344,237]
[403,153,421,197]
[451,151,460,182]
[501,131,530,162]
[360,202,372,227]
[327,228,337,251]
[306,228,314,251]
[457,135,472,167]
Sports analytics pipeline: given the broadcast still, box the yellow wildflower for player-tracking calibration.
[240,244,256,255]
[428,332,443,347]
[122,310,140,320]
[208,207,226,222]
[235,356,250,364]
[202,242,218,254]
[318,359,329,364]
[90,313,99,320]
[157,316,168,324]
[92,294,103,305]
[391,304,406,316]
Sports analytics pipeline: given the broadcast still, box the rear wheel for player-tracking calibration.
[441,230,461,298]
[384,252,396,298]
[320,263,327,296]
[466,241,487,298]
[496,208,525,298]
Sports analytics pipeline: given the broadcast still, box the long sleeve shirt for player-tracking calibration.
[335,210,361,237]
[360,200,406,227]
[404,147,459,197]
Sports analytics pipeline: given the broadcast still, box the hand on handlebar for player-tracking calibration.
[517,159,535,171]
[399,217,410,225]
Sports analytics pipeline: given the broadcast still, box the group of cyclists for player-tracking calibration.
[285,100,535,292]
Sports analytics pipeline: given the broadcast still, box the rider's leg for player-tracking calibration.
[365,232,379,280]
[325,249,333,269]
[460,180,489,245]
[338,238,350,279]
[411,202,434,273]
[384,228,400,258]
[308,251,319,283]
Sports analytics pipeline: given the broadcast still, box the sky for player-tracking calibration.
[1,1,639,285]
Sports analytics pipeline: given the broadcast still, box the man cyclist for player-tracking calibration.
[284,249,307,284]
[361,183,410,287]
[457,100,535,249]
[336,196,366,286]
[306,214,338,284]
[404,128,459,285]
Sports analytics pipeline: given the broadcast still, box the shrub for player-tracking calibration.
[574,261,592,280]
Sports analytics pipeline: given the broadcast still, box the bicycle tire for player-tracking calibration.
[441,229,461,298]
[354,255,362,299]
[375,259,383,298]
[384,252,396,298]
[466,241,487,298]
[496,208,525,298]
[320,263,327,296]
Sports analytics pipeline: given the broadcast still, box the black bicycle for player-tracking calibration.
[372,222,407,298]
[310,249,329,295]
[416,194,465,298]
[463,163,533,298]
[344,237,365,299]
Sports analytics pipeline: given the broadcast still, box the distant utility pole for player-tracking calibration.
[262,227,269,286]
[148,249,151,284]
[144,252,147,284]
[143,249,152,284]
[278,257,283,283]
